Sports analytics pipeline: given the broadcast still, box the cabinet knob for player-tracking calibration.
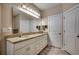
[59,33,61,35]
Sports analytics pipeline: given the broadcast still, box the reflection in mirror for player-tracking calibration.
[12,7,42,34]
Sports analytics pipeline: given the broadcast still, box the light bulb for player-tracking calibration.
[22,5,26,8]
[27,7,30,11]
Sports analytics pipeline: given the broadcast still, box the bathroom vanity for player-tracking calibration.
[6,33,48,55]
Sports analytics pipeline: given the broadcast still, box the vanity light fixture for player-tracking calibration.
[21,4,40,18]
[32,10,40,16]
[18,7,39,18]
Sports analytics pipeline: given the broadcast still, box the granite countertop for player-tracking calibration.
[6,33,47,44]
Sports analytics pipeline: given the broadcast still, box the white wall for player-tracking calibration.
[2,4,12,35]
[0,4,12,54]
[42,17,48,25]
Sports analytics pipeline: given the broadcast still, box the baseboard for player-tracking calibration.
[61,48,71,55]
[64,50,71,55]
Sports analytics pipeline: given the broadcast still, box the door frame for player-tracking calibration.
[48,13,63,48]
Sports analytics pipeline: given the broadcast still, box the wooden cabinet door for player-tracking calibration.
[48,13,62,48]
[63,9,76,54]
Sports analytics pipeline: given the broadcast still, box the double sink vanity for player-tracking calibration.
[6,32,48,55]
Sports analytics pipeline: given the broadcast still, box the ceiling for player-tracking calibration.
[34,3,60,11]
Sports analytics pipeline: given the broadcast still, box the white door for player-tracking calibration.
[48,13,62,48]
[75,7,79,54]
[63,9,76,54]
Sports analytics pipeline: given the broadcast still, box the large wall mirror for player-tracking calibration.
[12,6,42,34]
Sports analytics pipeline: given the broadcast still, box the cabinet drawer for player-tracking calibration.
[14,38,38,50]
[15,46,31,55]
[34,38,47,54]
[14,36,42,50]
[28,37,47,55]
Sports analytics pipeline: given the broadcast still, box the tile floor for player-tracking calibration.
[39,46,69,55]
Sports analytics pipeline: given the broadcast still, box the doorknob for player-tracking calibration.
[59,33,61,35]
[77,36,79,38]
